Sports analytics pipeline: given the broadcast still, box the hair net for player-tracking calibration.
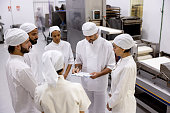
[82,22,98,36]
[49,26,60,37]
[42,50,64,87]
[20,23,37,33]
[4,28,29,46]
[113,34,135,49]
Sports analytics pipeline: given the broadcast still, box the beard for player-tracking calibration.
[88,35,97,44]
[88,39,93,44]
[29,37,38,45]
[20,45,30,54]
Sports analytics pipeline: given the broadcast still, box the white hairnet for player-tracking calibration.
[113,34,135,49]
[49,26,60,37]
[20,23,37,33]
[4,28,29,46]
[82,22,98,36]
[42,50,64,86]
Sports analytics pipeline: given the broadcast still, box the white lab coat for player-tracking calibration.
[108,55,137,113]
[45,40,74,75]
[6,55,40,113]
[24,45,44,85]
[75,36,115,91]
[75,36,115,113]
[35,10,43,28]
[34,75,91,113]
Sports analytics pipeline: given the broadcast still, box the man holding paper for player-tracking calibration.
[72,22,116,113]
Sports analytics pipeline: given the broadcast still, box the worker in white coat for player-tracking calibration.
[107,34,137,113]
[20,23,44,85]
[5,28,40,113]
[35,7,44,30]
[44,26,74,79]
[72,22,116,113]
[34,50,91,113]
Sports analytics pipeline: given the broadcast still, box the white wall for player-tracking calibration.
[142,0,162,43]
[160,0,170,54]
[106,0,131,16]
[142,0,170,53]
[0,0,34,31]
[0,0,14,30]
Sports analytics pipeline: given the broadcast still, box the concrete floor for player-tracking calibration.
[0,32,144,113]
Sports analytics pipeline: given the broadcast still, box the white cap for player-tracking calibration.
[113,34,135,49]
[4,28,29,46]
[49,26,60,37]
[82,22,98,36]
[42,50,64,86]
[20,23,37,33]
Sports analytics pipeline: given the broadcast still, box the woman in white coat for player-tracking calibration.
[107,34,137,113]
[44,26,74,79]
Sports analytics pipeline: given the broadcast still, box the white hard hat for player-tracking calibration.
[4,28,29,46]
[20,23,37,33]
[82,22,98,36]
[113,34,135,49]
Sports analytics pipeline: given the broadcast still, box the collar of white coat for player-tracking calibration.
[58,75,64,79]
[29,45,36,52]
[119,55,132,64]
[10,54,25,62]
[93,36,101,45]
[122,55,132,60]
[86,36,102,46]
[52,40,62,46]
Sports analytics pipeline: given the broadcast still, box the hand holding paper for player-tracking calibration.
[71,72,92,78]
[72,67,80,74]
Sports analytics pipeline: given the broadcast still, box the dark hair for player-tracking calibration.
[8,45,15,54]
[55,6,59,10]
[60,4,65,10]
[57,68,63,74]
[124,48,131,53]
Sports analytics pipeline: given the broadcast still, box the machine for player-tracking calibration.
[121,16,142,40]
[135,53,170,113]
[131,39,170,112]
[132,39,159,61]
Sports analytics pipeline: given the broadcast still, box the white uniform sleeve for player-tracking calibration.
[108,66,133,108]
[68,43,74,64]
[75,42,82,64]
[106,43,116,70]
[25,52,43,85]
[78,84,91,111]
[34,85,44,112]
[24,53,31,67]
[18,68,37,98]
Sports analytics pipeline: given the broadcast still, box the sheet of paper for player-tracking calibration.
[71,72,91,78]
